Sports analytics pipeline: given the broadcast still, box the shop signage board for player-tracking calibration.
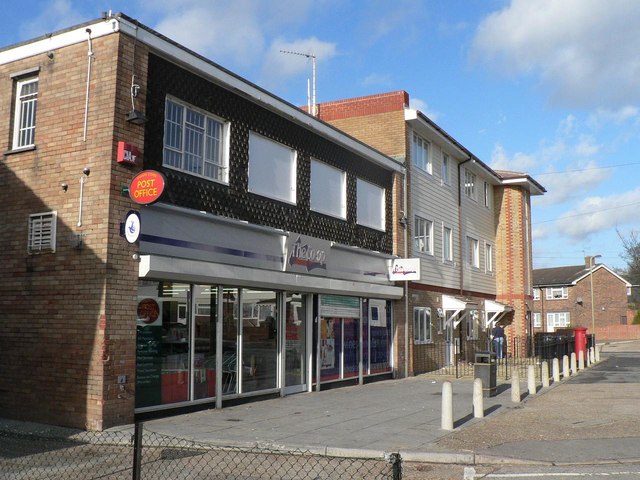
[129,170,166,205]
[388,258,421,281]
[116,141,141,165]
[286,234,330,274]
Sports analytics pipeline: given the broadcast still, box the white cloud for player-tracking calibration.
[587,106,640,129]
[471,0,640,108]
[409,97,439,122]
[490,144,536,172]
[556,187,640,238]
[574,135,600,157]
[21,0,85,38]
[362,73,393,88]
[535,161,605,206]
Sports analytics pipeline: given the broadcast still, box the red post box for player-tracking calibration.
[574,327,588,362]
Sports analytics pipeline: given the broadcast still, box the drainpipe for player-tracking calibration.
[83,28,94,142]
[457,157,473,295]
[403,169,409,379]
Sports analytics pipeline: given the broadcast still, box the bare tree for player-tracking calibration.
[618,228,640,280]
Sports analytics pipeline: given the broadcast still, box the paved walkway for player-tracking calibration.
[144,340,640,465]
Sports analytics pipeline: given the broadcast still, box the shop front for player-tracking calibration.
[134,204,402,414]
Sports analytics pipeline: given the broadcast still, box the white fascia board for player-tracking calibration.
[499,177,546,196]
[404,108,467,158]
[572,264,633,287]
[116,18,404,175]
[0,19,119,65]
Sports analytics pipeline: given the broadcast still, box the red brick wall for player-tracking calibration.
[0,31,143,430]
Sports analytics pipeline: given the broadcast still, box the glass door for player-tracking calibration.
[284,293,307,394]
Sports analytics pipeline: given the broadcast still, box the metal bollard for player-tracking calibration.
[541,361,550,388]
[441,381,454,430]
[473,378,484,418]
[552,357,560,383]
[578,350,585,370]
[563,355,570,378]
[511,370,521,403]
[528,364,537,395]
[571,352,577,375]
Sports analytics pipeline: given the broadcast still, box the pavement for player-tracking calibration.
[140,339,640,466]
[2,340,639,471]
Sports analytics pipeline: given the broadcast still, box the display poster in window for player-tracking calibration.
[135,298,162,408]
[320,318,336,371]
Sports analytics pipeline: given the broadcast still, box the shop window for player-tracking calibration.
[12,75,38,149]
[163,96,229,183]
[248,132,297,204]
[28,211,56,254]
[414,307,432,344]
[356,178,385,231]
[310,158,346,219]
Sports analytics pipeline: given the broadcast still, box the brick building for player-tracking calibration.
[315,92,546,373]
[533,257,632,339]
[0,14,404,430]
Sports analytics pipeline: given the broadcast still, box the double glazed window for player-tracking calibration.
[414,307,432,344]
[163,97,229,183]
[412,133,432,174]
[547,312,570,330]
[443,226,453,262]
[442,153,450,185]
[467,236,479,268]
[546,287,568,300]
[310,159,346,219]
[13,76,38,149]
[248,132,297,204]
[464,169,476,199]
[414,216,433,254]
[356,178,385,230]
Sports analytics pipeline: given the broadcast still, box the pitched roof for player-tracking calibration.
[533,265,590,286]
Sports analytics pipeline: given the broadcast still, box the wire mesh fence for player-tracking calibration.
[0,422,400,480]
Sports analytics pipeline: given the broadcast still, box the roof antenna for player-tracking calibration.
[280,50,316,116]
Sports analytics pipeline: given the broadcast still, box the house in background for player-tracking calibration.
[0,13,404,430]
[314,91,546,374]
[532,257,634,340]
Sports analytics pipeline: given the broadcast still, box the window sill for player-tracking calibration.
[5,145,36,156]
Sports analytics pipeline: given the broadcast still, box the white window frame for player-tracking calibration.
[484,181,491,208]
[441,153,450,185]
[163,96,230,183]
[533,312,542,328]
[413,307,432,344]
[547,312,570,330]
[13,76,38,149]
[248,132,297,204]
[412,133,432,174]
[310,159,346,219]
[485,242,493,273]
[356,178,385,231]
[464,169,476,200]
[28,211,57,254]
[467,236,479,268]
[442,225,453,262]
[533,288,541,300]
[546,287,568,300]
[414,216,433,255]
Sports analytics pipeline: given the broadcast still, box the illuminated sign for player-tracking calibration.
[116,141,141,165]
[388,258,421,281]
[129,170,166,205]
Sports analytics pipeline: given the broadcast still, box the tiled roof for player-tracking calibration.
[533,265,589,286]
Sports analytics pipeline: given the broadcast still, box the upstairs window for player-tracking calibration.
[414,216,433,255]
[464,169,476,199]
[485,243,493,273]
[28,211,56,254]
[248,132,297,204]
[412,133,432,174]
[442,153,450,185]
[13,76,38,149]
[163,97,229,183]
[546,287,568,300]
[533,288,541,300]
[356,178,385,231]
[310,159,346,219]
[467,236,479,268]
[484,181,491,208]
[443,226,453,262]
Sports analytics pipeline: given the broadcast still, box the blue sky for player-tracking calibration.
[3,0,640,271]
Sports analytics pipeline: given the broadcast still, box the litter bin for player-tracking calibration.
[474,351,497,397]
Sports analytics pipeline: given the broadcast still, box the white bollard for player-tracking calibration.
[586,348,592,367]
[571,352,577,375]
[578,350,585,370]
[552,358,560,383]
[441,381,454,430]
[528,364,537,395]
[590,346,595,364]
[511,370,521,403]
[595,344,601,362]
[541,361,550,388]
[473,378,484,418]
[563,355,570,378]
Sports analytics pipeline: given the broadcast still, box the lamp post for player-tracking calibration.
[589,255,602,336]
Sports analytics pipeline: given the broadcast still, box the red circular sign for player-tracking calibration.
[129,170,166,205]
[137,298,160,324]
